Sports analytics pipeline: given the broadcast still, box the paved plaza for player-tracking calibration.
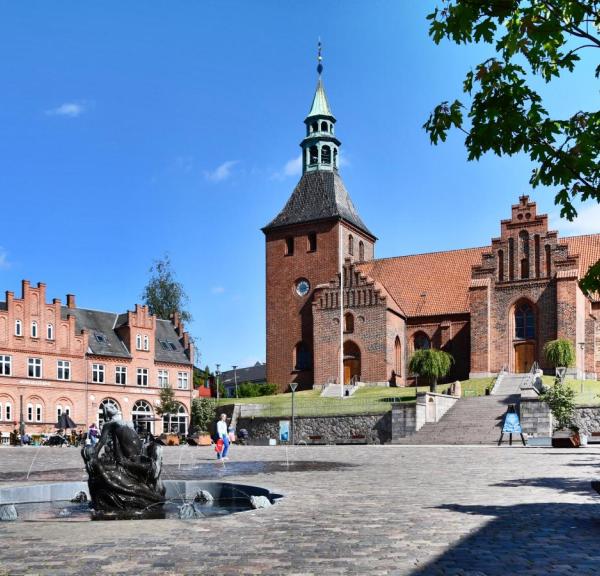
[1,444,600,575]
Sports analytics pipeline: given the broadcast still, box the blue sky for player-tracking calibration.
[1,1,597,372]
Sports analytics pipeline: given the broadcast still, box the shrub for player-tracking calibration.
[191,398,216,433]
[237,382,278,398]
[543,339,575,368]
[540,376,576,431]
[408,349,454,393]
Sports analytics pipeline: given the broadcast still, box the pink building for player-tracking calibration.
[0,281,194,439]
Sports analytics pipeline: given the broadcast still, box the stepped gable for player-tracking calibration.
[357,246,486,317]
[262,170,374,238]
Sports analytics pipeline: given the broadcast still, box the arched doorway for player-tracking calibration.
[512,301,536,373]
[98,398,120,428]
[132,400,154,434]
[343,341,361,384]
[163,403,188,435]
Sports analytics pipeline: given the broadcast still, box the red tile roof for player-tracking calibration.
[358,233,600,317]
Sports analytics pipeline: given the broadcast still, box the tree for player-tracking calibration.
[142,255,192,323]
[408,349,454,392]
[540,375,576,430]
[543,338,576,368]
[155,385,179,434]
[191,398,216,434]
[424,1,600,293]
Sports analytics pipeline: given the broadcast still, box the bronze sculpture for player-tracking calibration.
[81,404,165,514]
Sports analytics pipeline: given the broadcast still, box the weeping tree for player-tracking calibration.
[408,349,454,392]
[543,339,576,369]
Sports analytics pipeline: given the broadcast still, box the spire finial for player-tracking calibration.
[317,39,323,76]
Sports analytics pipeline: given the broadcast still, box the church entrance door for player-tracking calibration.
[514,343,535,373]
[343,341,361,384]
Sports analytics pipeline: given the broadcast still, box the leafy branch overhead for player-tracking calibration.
[424,1,600,293]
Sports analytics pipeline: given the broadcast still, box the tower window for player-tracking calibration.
[321,145,331,165]
[308,233,317,252]
[285,237,294,256]
[344,312,354,334]
[359,241,365,262]
[334,149,338,168]
[311,122,318,133]
[498,249,504,282]
[309,146,318,164]
[348,234,354,255]
[321,121,328,132]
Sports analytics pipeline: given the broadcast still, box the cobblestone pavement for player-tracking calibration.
[1,444,600,575]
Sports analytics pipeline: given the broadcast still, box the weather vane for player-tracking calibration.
[317,39,323,75]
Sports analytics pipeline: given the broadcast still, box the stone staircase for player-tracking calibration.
[492,373,524,396]
[320,384,358,398]
[396,394,520,445]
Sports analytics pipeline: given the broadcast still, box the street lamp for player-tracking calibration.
[290,382,298,445]
[232,365,238,398]
[578,342,585,393]
[215,364,220,402]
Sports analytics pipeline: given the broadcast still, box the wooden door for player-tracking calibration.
[344,359,360,384]
[344,364,352,385]
[515,343,535,373]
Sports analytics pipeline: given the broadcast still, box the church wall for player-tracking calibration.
[385,311,406,385]
[469,283,491,376]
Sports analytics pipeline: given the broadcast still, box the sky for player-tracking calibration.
[1,1,598,372]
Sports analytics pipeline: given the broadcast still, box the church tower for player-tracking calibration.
[262,45,376,392]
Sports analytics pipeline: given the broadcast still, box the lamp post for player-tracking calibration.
[215,364,220,402]
[578,342,585,394]
[232,365,238,398]
[414,373,419,399]
[290,382,298,445]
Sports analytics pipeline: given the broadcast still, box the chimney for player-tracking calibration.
[66,294,76,309]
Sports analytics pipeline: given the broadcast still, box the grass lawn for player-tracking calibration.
[541,376,600,405]
[216,377,497,418]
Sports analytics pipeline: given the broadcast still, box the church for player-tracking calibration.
[263,64,600,393]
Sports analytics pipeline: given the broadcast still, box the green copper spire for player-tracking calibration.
[301,41,340,174]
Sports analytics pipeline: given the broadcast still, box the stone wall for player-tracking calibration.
[519,397,553,438]
[573,406,600,435]
[237,412,391,445]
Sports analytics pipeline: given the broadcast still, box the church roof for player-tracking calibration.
[263,170,374,238]
[358,233,600,317]
[306,78,334,119]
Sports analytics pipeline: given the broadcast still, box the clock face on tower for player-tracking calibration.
[295,279,310,297]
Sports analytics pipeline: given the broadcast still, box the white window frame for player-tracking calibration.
[27,403,33,422]
[115,366,127,386]
[35,404,42,422]
[57,360,71,381]
[5,402,11,421]
[31,321,38,338]
[92,364,105,383]
[15,319,22,336]
[143,335,149,351]
[0,355,11,376]
[47,323,54,340]
[57,405,62,420]
[177,371,189,390]
[136,334,142,350]
[137,368,149,387]
[158,369,169,388]
[28,357,42,379]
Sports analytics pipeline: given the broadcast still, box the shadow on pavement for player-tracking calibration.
[492,476,596,496]
[411,501,600,576]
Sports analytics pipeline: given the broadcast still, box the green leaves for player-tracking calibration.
[543,339,576,368]
[540,376,576,430]
[408,349,454,391]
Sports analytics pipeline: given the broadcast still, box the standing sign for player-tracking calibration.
[498,409,527,446]
[279,420,290,443]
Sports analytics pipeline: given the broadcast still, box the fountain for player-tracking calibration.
[81,403,165,515]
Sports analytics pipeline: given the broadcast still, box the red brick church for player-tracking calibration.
[263,66,600,392]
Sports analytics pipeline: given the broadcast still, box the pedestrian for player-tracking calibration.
[88,423,99,446]
[216,413,230,460]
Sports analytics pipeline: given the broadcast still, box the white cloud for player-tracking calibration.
[0,247,11,269]
[204,160,239,182]
[550,203,600,236]
[271,155,302,180]
[211,286,225,294]
[46,102,87,118]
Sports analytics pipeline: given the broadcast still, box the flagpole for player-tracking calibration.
[339,222,344,398]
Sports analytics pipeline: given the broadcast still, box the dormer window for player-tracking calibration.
[95,332,109,344]
[15,320,22,337]
[31,321,38,338]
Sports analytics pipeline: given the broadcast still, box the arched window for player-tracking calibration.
[498,249,504,281]
[309,145,318,164]
[294,342,312,371]
[27,403,33,422]
[348,234,354,255]
[321,121,328,132]
[57,404,62,420]
[5,402,11,421]
[394,336,402,375]
[15,320,22,337]
[143,335,149,351]
[515,302,535,340]
[47,323,54,340]
[31,321,38,338]
[333,149,338,168]
[163,403,188,435]
[311,121,318,133]
[519,230,530,279]
[344,312,354,333]
[35,404,42,422]
[413,333,431,351]
[136,334,142,350]
[321,145,331,164]
[98,398,121,428]
[132,400,154,434]
[359,241,365,262]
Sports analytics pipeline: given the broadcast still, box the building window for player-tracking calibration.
[95,332,109,344]
[309,145,318,164]
[92,364,105,383]
[0,355,11,376]
[285,236,294,256]
[136,334,142,350]
[115,366,127,385]
[308,233,317,252]
[57,405,62,420]
[359,241,365,262]
[348,234,354,255]
[334,148,338,168]
[515,303,535,340]
[158,369,169,388]
[498,249,505,282]
[519,230,530,279]
[294,342,312,371]
[177,371,189,390]
[394,336,402,375]
[413,333,431,351]
[35,404,42,422]
[321,145,331,164]
[344,312,354,334]
[98,398,120,427]
[28,358,42,379]
[65,405,70,416]
[31,321,38,338]
[508,237,515,281]
[15,320,22,336]
[47,323,54,340]
[545,244,552,277]
[5,402,11,421]
[137,368,149,387]
[143,335,149,351]
[27,403,33,422]
[311,121,318,133]
[132,400,154,434]
[57,360,71,381]
[163,403,188,435]
[321,121,328,132]
[534,235,541,278]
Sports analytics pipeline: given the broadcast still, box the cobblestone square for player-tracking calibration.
[1,445,600,575]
